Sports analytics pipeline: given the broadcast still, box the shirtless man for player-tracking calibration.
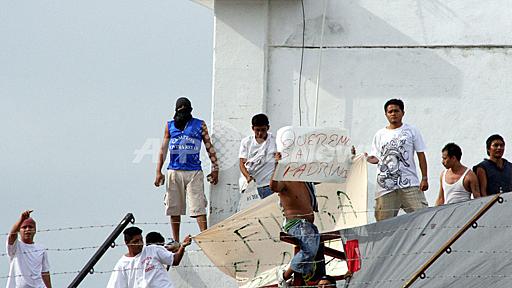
[436,143,480,205]
[270,154,320,288]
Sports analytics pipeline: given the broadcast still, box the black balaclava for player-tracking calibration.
[173,97,193,131]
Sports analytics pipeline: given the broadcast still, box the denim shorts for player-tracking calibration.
[285,219,320,275]
[257,185,273,199]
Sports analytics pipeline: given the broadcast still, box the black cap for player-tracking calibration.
[175,97,192,112]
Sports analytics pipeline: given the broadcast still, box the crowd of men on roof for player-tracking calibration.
[6,97,511,288]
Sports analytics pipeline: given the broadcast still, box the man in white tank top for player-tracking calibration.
[436,143,481,205]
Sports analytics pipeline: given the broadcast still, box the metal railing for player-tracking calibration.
[68,213,135,288]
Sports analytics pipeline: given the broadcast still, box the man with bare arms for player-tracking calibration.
[270,154,321,288]
[436,143,481,205]
[154,97,219,242]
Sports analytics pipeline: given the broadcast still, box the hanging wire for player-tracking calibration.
[313,0,328,127]
[297,0,306,126]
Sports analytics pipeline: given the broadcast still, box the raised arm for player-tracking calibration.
[475,167,488,197]
[172,235,192,266]
[154,124,170,187]
[435,173,445,206]
[270,153,286,192]
[202,121,219,185]
[8,210,32,245]
[417,152,429,191]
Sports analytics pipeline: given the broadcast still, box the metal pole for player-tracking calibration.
[68,213,135,288]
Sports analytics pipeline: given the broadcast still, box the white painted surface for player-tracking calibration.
[168,251,238,288]
[209,0,270,225]
[191,0,213,9]
[192,0,512,286]
[211,0,512,224]
[270,0,512,46]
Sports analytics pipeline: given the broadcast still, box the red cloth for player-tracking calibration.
[345,239,361,273]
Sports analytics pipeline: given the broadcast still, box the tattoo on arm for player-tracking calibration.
[202,122,219,171]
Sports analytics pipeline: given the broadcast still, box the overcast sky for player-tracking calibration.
[0,1,213,286]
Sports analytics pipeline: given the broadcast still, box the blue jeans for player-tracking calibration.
[285,219,320,275]
[257,185,273,199]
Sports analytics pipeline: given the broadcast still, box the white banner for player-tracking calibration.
[237,181,260,212]
[195,155,368,287]
[274,126,352,183]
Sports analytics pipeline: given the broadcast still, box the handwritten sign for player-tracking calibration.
[274,126,352,183]
[195,155,368,287]
[237,181,260,212]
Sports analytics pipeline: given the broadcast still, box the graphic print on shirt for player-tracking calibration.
[377,130,411,190]
[142,256,155,273]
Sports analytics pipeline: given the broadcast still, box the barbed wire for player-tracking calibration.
[0,245,206,257]
[347,274,512,285]
[337,222,512,237]
[4,222,512,258]
[0,262,319,279]
[4,234,512,266]
[3,203,509,284]
[0,224,119,236]
[423,274,512,280]
[4,206,510,237]
[0,222,492,241]
[0,209,397,236]
[4,263,512,284]
[3,196,507,237]
[3,237,512,282]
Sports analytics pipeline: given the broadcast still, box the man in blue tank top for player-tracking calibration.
[154,97,219,241]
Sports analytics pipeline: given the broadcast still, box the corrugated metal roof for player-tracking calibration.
[339,194,511,288]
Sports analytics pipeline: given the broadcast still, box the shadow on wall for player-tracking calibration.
[265,0,462,133]
[210,0,463,224]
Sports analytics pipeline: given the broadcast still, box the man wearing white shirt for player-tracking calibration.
[6,210,51,288]
[239,114,278,199]
[107,227,191,288]
[366,99,429,221]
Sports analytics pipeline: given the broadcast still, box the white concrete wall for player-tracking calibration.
[209,0,269,224]
[210,0,512,224]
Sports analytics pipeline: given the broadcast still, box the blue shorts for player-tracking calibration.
[285,219,320,275]
[257,185,273,199]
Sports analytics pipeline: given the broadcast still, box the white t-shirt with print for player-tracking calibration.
[106,245,175,288]
[6,239,50,288]
[370,123,426,198]
[239,133,277,188]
